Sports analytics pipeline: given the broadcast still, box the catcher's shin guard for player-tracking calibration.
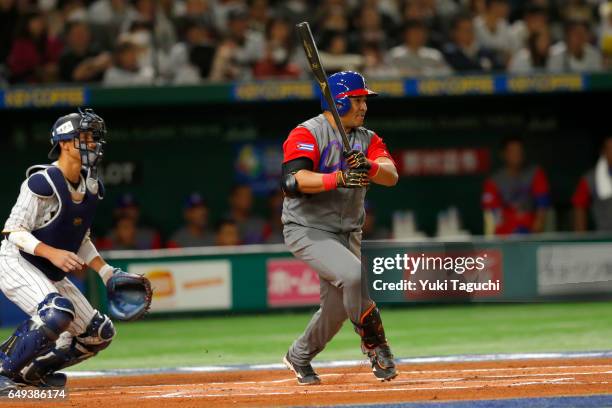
[353,304,398,381]
[0,294,74,380]
[21,312,114,386]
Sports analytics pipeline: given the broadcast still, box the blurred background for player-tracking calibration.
[0,0,610,366]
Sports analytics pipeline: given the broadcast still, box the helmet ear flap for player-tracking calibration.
[336,96,351,116]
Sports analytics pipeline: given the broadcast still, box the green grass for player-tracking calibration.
[1,302,610,371]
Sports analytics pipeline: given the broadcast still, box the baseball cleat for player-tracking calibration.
[16,372,67,388]
[283,353,321,385]
[366,343,398,381]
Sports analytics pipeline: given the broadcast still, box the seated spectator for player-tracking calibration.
[110,193,162,249]
[319,31,363,73]
[174,0,215,36]
[169,19,216,83]
[389,19,452,77]
[474,0,519,63]
[482,136,551,235]
[548,19,603,73]
[97,215,139,250]
[167,193,215,247]
[59,21,112,82]
[362,42,398,79]
[510,4,549,50]
[600,2,612,69]
[349,5,388,52]
[443,13,503,72]
[227,184,266,244]
[572,135,612,232]
[508,29,551,73]
[7,11,63,83]
[253,16,301,79]
[209,7,265,80]
[262,189,284,244]
[215,218,240,246]
[103,38,155,86]
[88,0,138,50]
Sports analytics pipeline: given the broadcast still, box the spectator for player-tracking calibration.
[548,20,603,73]
[389,19,452,77]
[474,0,519,62]
[209,6,265,80]
[109,193,163,249]
[349,5,388,52]
[169,19,216,83]
[248,0,270,34]
[88,0,138,49]
[7,11,63,83]
[168,192,215,247]
[319,31,363,73]
[600,2,612,69]
[252,16,301,79]
[482,136,551,235]
[97,215,139,250]
[215,218,240,246]
[572,135,612,232]
[510,4,549,50]
[103,38,155,86]
[174,0,215,35]
[58,21,112,82]
[442,13,503,72]
[262,189,284,244]
[126,0,177,54]
[508,29,551,73]
[227,184,266,244]
[362,42,398,78]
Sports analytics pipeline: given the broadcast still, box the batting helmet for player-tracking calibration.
[48,108,107,164]
[320,71,378,116]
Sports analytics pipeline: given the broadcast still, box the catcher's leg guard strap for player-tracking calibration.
[0,293,75,378]
[352,303,387,349]
[22,312,114,384]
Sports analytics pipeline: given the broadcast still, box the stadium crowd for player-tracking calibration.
[1,0,611,86]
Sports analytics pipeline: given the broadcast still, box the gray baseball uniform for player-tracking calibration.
[282,114,393,365]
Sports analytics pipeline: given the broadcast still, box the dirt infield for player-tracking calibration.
[2,357,611,407]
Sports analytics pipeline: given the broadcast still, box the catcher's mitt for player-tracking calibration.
[106,268,153,321]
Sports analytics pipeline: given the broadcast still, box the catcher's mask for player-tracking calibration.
[49,107,107,170]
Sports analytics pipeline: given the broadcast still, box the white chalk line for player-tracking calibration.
[142,378,583,399]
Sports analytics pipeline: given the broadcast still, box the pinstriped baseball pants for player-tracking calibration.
[0,254,97,335]
[283,223,373,366]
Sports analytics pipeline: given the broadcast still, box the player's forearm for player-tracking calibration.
[294,169,330,194]
[532,209,547,233]
[370,161,398,186]
[7,230,41,255]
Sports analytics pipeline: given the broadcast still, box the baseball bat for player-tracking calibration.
[296,21,351,152]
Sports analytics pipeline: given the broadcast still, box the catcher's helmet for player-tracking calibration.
[320,71,378,116]
[48,108,107,165]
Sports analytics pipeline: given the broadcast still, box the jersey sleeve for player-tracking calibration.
[530,167,551,208]
[572,177,591,208]
[366,133,395,164]
[283,127,320,169]
[482,178,502,210]
[2,180,48,234]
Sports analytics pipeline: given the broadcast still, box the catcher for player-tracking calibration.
[0,108,152,392]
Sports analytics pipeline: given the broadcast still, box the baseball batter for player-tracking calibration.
[281,71,399,384]
[0,109,124,391]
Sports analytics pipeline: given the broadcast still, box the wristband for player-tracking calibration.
[322,172,337,191]
[99,264,115,284]
[368,160,380,178]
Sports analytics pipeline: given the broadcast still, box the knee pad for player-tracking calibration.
[352,303,387,350]
[0,293,74,378]
[36,293,76,339]
[77,312,115,353]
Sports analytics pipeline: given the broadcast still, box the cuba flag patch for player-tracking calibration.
[297,143,315,152]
